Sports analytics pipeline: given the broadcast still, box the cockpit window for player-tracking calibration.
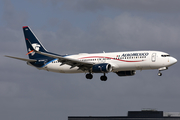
[161,55,170,57]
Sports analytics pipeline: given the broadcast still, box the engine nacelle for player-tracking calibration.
[92,63,112,73]
[116,70,136,76]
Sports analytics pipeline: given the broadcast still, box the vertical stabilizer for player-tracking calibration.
[23,26,47,59]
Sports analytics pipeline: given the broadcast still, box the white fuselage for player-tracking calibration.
[35,51,177,73]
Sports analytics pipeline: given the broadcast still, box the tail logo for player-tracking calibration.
[28,43,41,56]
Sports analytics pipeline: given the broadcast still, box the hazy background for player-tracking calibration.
[0,0,180,120]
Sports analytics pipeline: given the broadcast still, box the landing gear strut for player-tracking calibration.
[157,67,168,76]
[86,73,93,79]
[100,73,107,81]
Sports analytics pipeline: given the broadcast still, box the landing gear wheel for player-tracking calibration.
[158,72,162,76]
[100,75,107,81]
[86,74,93,79]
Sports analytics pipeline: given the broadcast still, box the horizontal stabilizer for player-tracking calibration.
[5,55,37,62]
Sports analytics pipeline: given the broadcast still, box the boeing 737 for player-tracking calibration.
[5,26,177,81]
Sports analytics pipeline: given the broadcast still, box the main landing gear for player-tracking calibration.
[86,73,93,79]
[85,73,108,81]
[100,73,107,81]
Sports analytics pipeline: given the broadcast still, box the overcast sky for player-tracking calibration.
[1,0,180,120]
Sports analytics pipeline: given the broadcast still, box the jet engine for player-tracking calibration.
[116,70,136,76]
[92,63,112,73]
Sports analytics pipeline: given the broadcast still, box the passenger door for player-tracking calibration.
[151,53,156,62]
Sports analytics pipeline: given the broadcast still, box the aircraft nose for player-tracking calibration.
[170,57,177,65]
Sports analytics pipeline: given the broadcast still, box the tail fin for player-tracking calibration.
[23,26,47,59]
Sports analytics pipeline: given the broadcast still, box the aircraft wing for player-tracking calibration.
[36,51,94,71]
[5,55,37,62]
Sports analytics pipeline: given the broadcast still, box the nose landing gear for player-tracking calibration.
[157,67,168,76]
[158,72,162,76]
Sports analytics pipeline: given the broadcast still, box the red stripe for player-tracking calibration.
[23,26,28,28]
[26,50,34,55]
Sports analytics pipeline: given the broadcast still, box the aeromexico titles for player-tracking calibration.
[5,26,177,81]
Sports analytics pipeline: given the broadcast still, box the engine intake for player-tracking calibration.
[116,70,136,76]
[92,63,112,73]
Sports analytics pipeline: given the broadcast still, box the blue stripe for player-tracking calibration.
[40,58,58,68]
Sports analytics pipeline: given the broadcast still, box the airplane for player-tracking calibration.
[5,26,177,81]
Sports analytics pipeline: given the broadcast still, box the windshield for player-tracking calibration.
[161,55,170,57]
